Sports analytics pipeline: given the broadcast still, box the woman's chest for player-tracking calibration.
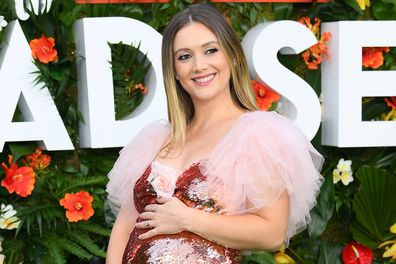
[133,162,224,214]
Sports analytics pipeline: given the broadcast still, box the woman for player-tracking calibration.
[106,3,324,263]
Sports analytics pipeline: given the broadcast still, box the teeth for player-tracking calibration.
[194,74,214,83]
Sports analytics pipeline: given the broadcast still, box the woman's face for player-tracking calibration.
[173,22,231,103]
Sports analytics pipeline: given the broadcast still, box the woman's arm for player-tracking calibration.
[136,190,289,251]
[106,207,136,264]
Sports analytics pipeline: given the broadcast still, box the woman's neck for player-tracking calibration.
[190,97,246,131]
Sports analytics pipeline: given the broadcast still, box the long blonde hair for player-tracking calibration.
[161,3,258,153]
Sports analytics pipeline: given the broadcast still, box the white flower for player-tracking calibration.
[0,253,4,264]
[0,16,7,32]
[333,158,353,185]
[0,204,21,230]
[147,171,177,198]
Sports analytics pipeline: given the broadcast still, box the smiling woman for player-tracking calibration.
[106,3,324,264]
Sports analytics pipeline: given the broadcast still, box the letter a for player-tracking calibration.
[0,20,74,152]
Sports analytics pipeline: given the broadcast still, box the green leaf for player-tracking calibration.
[305,69,321,96]
[42,237,66,264]
[55,176,108,197]
[7,142,37,162]
[343,0,364,14]
[47,233,94,259]
[241,251,275,264]
[373,0,396,19]
[67,231,106,257]
[273,3,294,20]
[76,222,111,236]
[308,175,334,238]
[350,166,396,248]
[318,242,343,264]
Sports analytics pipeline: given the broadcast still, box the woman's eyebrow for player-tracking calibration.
[174,41,220,55]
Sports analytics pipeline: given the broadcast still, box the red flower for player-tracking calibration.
[1,155,36,197]
[23,148,51,170]
[299,17,332,70]
[362,47,390,69]
[385,97,396,110]
[29,35,58,64]
[59,191,95,222]
[251,80,281,111]
[342,242,373,264]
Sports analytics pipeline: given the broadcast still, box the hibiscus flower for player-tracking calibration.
[1,155,36,197]
[362,47,390,69]
[29,34,58,64]
[59,191,95,222]
[251,80,281,111]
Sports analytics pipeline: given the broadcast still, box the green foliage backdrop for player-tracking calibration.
[0,0,396,263]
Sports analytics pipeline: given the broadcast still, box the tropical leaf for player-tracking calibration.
[67,230,107,257]
[241,251,275,264]
[350,166,396,248]
[47,233,94,260]
[54,176,108,197]
[76,222,111,236]
[42,237,67,264]
[308,175,335,238]
[318,242,343,264]
[109,41,151,120]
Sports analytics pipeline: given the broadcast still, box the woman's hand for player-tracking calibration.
[135,196,192,239]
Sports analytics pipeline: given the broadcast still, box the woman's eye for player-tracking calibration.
[205,48,218,55]
[178,54,191,61]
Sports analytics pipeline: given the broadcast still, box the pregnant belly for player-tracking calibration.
[122,228,240,264]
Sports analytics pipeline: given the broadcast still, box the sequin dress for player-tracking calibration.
[122,162,240,264]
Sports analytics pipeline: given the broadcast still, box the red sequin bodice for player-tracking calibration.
[122,163,240,263]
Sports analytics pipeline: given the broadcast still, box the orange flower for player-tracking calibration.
[385,97,396,110]
[29,35,58,64]
[134,83,148,94]
[23,148,51,170]
[362,47,390,69]
[59,191,94,222]
[299,17,321,38]
[1,155,35,197]
[251,80,281,111]
[128,83,148,95]
[299,17,332,70]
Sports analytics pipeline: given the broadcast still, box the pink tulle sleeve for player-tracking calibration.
[106,120,170,218]
[202,111,324,245]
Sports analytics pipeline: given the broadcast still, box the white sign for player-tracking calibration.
[0,21,73,152]
[0,19,395,151]
[74,17,167,148]
[321,21,396,147]
[242,20,321,140]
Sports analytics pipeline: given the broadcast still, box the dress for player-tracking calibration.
[122,162,240,263]
[106,111,324,263]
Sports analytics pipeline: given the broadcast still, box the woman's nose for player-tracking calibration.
[192,55,208,72]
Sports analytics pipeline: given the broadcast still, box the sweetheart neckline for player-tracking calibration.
[151,111,249,172]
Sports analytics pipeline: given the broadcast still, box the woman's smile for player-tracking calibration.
[192,73,216,86]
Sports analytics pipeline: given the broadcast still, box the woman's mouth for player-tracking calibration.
[192,74,216,85]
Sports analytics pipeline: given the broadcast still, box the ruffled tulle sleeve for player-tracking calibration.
[202,111,324,244]
[106,120,170,218]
